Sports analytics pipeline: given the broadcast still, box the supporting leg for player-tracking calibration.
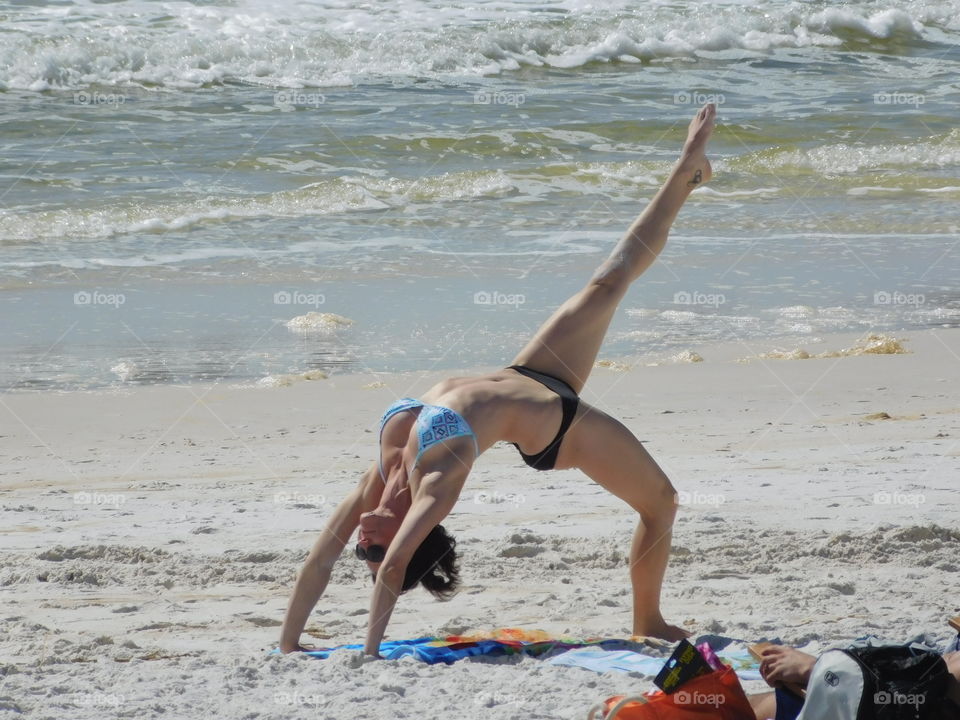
[560,403,686,640]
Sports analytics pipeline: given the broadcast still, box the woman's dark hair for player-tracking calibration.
[400,524,460,599]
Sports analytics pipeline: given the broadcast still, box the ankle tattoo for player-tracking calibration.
[687,169,702,187]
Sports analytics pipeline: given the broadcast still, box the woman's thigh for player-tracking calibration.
[557,401,677,515]
[509,279,627,395]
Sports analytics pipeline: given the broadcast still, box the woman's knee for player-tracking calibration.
[589,256,634,295]
[638,476,679,523]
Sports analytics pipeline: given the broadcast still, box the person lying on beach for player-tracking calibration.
[748,645,960,720]
[278,104,718,656]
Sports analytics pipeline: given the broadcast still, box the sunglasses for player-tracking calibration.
[355,543,386,563]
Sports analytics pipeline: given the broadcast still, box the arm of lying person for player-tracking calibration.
[759,645,818,689]
[945,652,960,707]
[362,462,467,657]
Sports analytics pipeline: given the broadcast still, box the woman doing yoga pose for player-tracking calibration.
[280,103,717,656]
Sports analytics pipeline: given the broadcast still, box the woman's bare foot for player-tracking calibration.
[677,103,715,187]
[634,616,691,642]
[759,645,817,687]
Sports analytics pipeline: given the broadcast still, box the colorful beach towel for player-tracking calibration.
[283,628,763,681]
[289,628,645,664]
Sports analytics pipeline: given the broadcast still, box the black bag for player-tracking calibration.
[796,644,951,720]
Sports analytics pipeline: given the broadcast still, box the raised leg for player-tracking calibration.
[558,403,686,640]
[510,104,715,394]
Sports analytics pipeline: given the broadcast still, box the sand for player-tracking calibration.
[2,328,959,719]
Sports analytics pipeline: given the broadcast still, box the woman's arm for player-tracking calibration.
[279,464,380,652]
[362,455,469,656]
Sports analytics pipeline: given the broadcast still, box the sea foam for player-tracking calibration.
[0,1,952,90]
[285,312,353,334]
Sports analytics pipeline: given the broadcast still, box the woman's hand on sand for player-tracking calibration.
[279,642,312,654]
[349,650,383,665]
[759,646,817,687]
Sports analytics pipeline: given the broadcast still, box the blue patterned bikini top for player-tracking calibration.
[377,397,479,482]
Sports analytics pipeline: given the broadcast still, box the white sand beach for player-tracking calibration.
[2,328,959,719]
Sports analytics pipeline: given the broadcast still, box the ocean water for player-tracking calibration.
[1,0,958,390]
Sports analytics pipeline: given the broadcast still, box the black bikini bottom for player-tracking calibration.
[506,365,580,471]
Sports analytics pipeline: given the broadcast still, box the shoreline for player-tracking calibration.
[4,325,952,394]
